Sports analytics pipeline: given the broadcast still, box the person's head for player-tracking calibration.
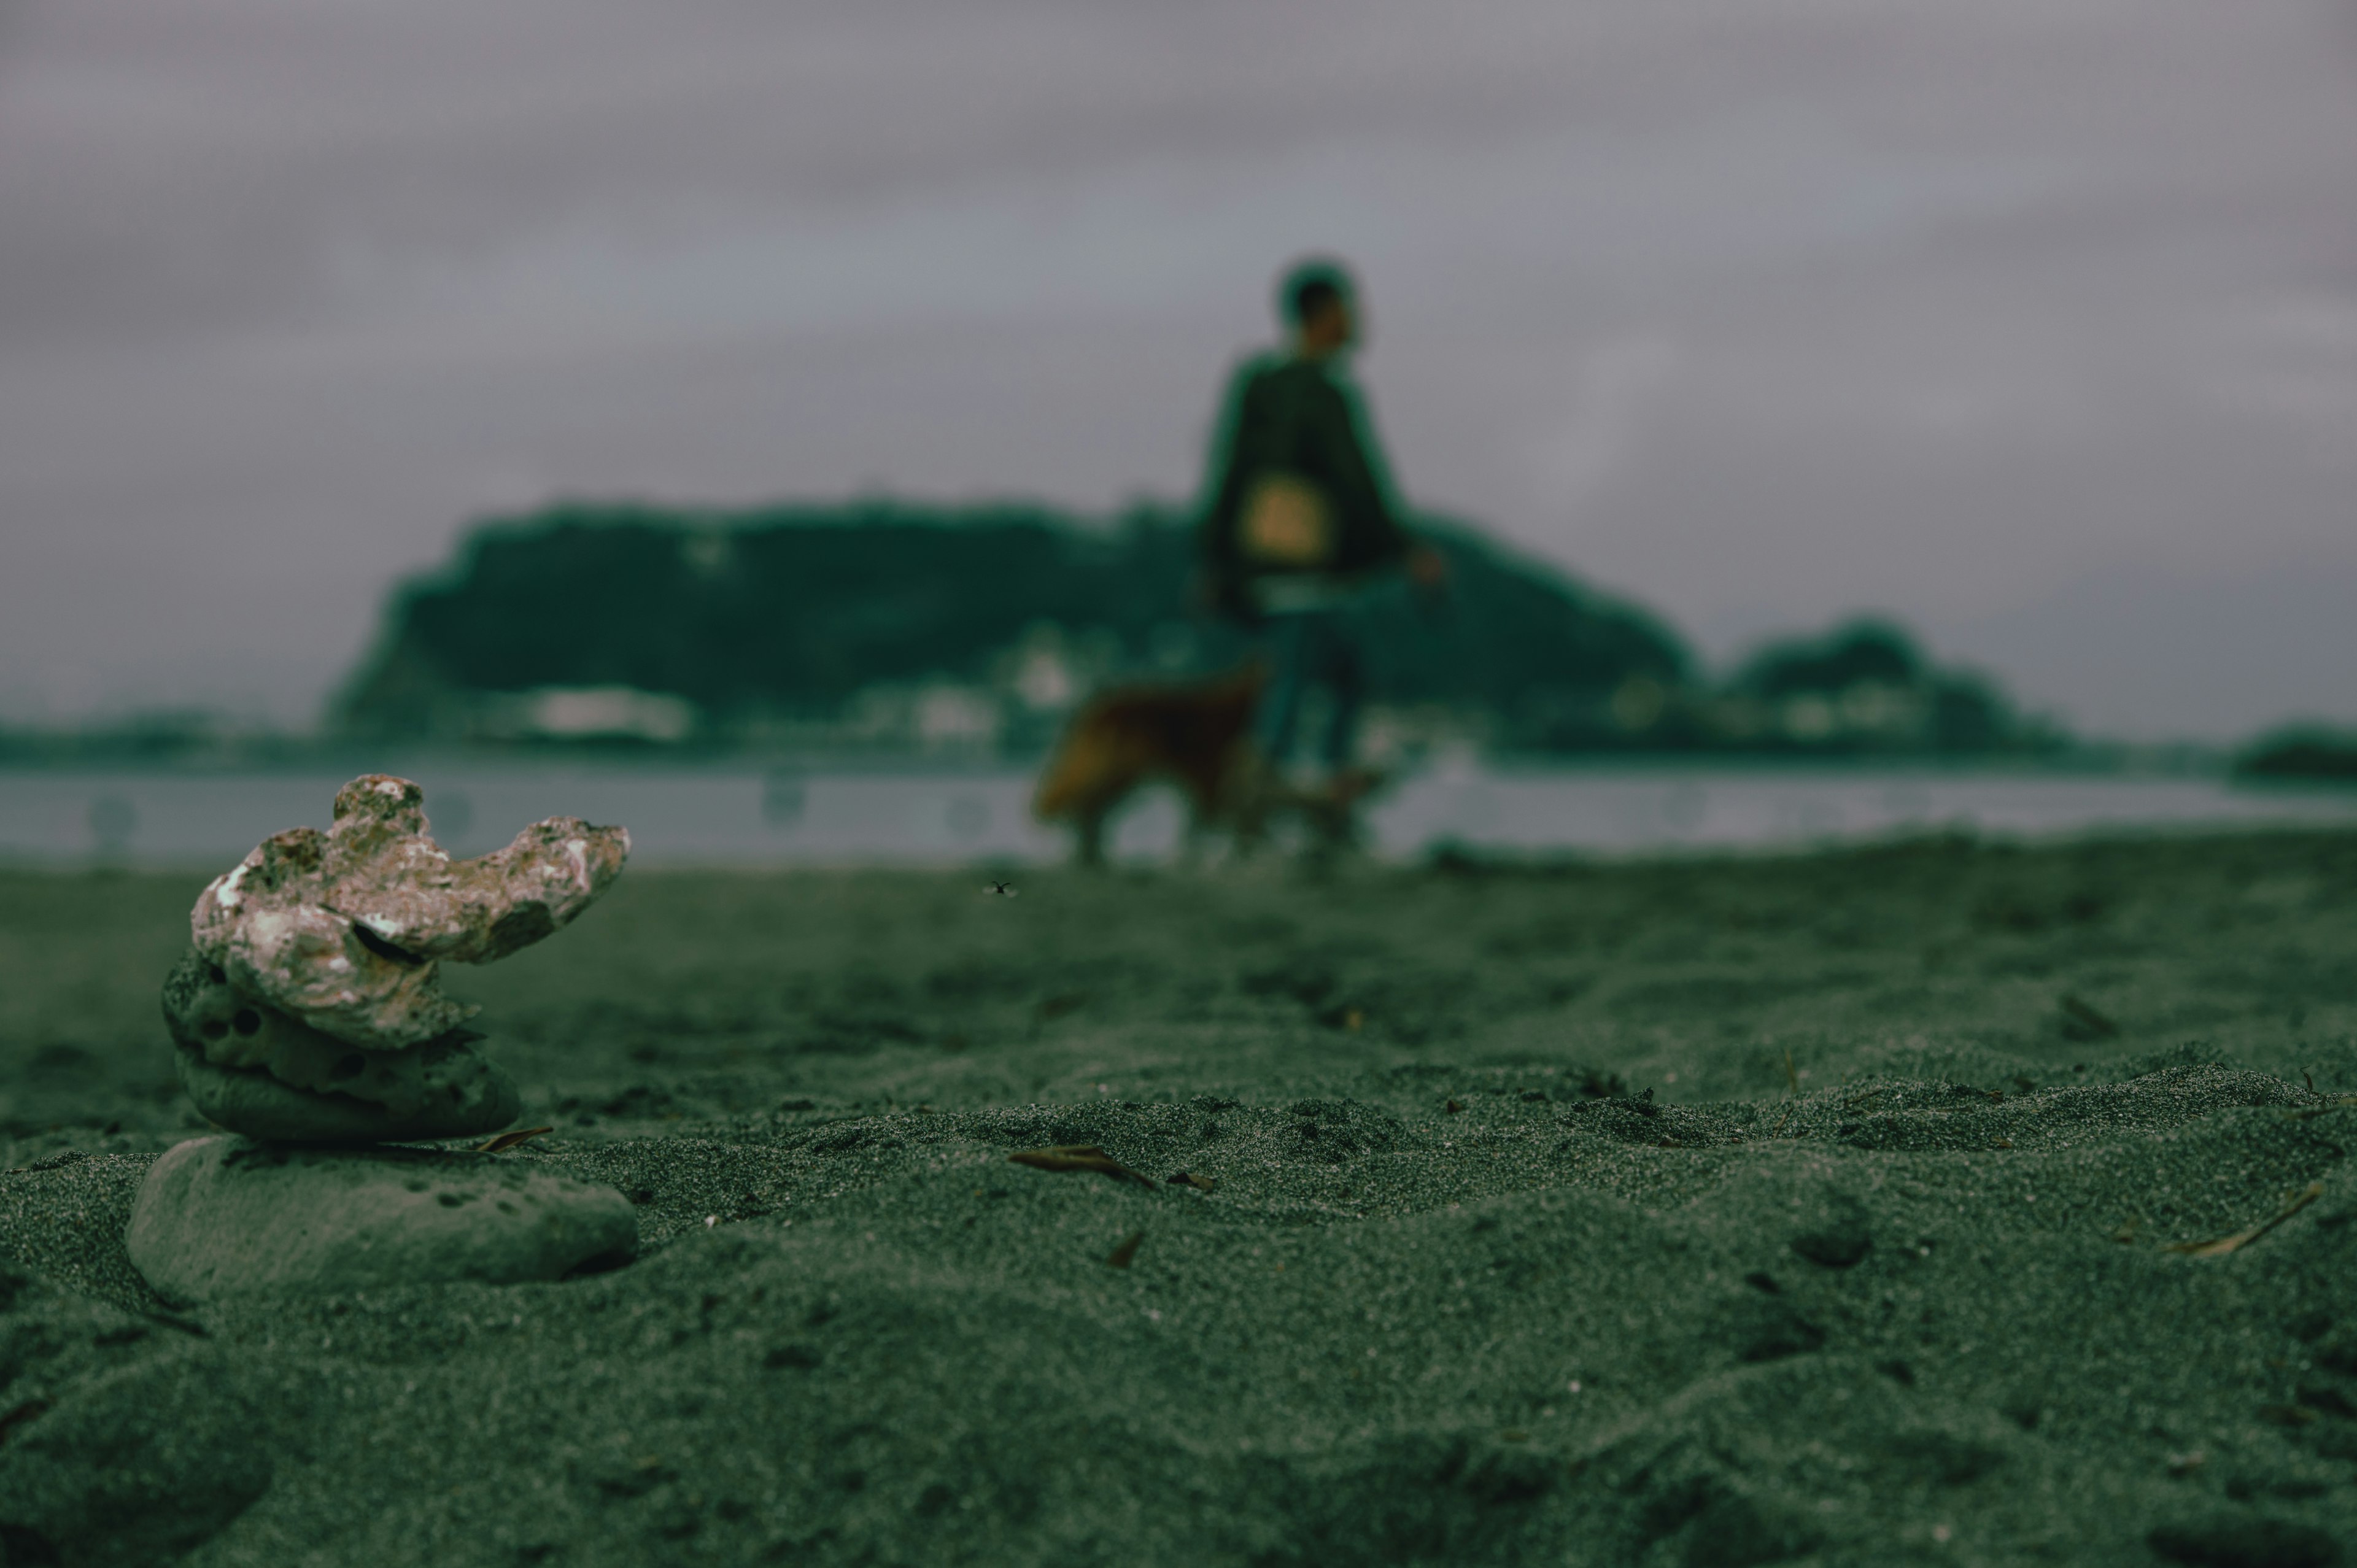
[1279,258,1359,359]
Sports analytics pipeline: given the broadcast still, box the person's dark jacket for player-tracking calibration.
[1197,353,1411,620]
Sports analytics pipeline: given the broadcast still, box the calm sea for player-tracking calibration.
[3,763,2351,870]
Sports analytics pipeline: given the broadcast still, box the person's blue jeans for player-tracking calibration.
[1253,606,1366,771]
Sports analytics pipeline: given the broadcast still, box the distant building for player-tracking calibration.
[1708,619,2034,755]
[477,687,700,744]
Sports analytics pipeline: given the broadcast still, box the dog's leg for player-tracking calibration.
[1221,744,1286,859]
[1074,806,1108,868]
[1174,764,1223,868]
[1181,789,1227,868]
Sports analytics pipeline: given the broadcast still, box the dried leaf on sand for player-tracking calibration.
[1009,1145,1153,1186]
[0,1397,53,1445]
[475,1125,555,1154]
[2057,994,2119,1041]
[2164,1181,2324,1257]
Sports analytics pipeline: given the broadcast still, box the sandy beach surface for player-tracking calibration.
[2,827,2354,1566]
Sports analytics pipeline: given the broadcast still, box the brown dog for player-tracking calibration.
[1032,663,1384,864]
[1032,664,1274,865]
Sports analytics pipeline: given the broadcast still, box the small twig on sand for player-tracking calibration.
[1758,1048,1803,1138]
[2164,1181,2325,1257]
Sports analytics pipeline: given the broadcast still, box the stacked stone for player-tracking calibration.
[128,776,641,1300]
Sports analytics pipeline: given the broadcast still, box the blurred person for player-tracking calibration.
[1196,258,1446,841]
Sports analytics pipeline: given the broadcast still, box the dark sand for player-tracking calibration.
[2,828,2355,1566]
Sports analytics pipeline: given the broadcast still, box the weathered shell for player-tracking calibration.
[189,775,628,1051]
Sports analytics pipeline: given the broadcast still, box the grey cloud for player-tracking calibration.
[1,0,2354,732]
[6,0,2275,347]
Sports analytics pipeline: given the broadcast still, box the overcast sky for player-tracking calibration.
[3,0,2353,740]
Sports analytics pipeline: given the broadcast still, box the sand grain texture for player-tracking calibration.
[1,830,2354,1564]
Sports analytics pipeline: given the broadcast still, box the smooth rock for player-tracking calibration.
[175,1045,521,1144]
[162,949,518,1132]
[126,1137,637,1299]
[188,774,629,1051]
